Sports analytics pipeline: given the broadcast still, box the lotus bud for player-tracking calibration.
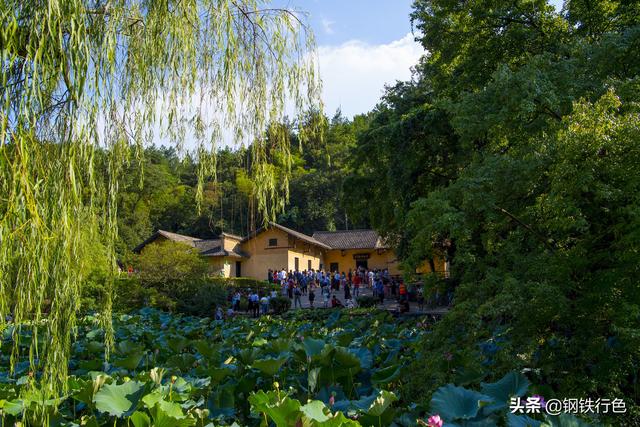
[427,414,443,427]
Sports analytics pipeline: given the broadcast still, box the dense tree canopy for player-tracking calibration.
[113,112,368,258]
[344,0,640,422]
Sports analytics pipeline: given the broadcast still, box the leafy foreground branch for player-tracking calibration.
[1,0,321,398]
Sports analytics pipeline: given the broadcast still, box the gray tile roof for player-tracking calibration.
[135,230,246,258]
[269,222,332,250]
[136,225,387,256]
[242,222,332,250]
[312,229,388,250]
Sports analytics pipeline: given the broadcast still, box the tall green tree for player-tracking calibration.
[348,0,640,421]
[1,0,320,396]
[280,111,370,234]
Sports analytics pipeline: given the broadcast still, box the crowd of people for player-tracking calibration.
[266,266,417,309]
[213,266,439,320]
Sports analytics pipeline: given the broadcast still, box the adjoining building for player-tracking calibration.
[134,222,447,279]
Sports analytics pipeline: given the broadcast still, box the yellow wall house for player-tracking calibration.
[135,222,447,279]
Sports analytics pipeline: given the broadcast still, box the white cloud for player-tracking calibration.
[321,17,335,35]
[317,33,423,118]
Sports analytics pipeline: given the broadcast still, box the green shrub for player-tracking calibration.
[136,241,209,299]
[113,276,176,312]
[86,271,268,316]
[357,295,378,308]
[208,277,277,293]
[269,296,291,314]
[80,273,109,312]
[177,280,228,316]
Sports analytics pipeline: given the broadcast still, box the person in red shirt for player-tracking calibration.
[399,281,407,300]
[352,273,361,299]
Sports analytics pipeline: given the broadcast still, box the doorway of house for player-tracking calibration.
[235,261,242,277]
[356,260,368,270]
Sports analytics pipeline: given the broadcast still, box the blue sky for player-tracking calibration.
[270,0,422,118]
[296,0,416,46]
[271,0,565,118]
[151,1,566,149]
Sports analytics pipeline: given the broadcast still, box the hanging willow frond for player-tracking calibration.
[0,0,321,397]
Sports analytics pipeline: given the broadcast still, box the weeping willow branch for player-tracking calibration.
[0,0,321,398]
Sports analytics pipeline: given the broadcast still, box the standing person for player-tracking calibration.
[294,285,302,309]
[300,273,308,295]
[352,273,360,299]
[232,291,241,311]
[344,280,351,301]
[417,286,425,311]
[308,285,316,308]
[246,290,254,315]
[323,285,331,308]
[368,270,374,288]
[250,291,260,317]
[268,269,273,284]
[399,281,407,301]
[287,277,294,299]
[375,279,385,305]
[260,294,270,315]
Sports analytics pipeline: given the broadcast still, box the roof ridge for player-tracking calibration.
[157,230,199,240]
[220,231,244,240]
[312,229,377,234]
[268,222,332,249]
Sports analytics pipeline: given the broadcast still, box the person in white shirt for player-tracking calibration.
[260,295,269,315]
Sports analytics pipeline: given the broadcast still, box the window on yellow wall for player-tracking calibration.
[308,260,312,270]
[268,238,277,247]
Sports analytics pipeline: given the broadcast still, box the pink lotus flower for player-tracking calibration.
[427,414,443,427]
[329,395,335,406]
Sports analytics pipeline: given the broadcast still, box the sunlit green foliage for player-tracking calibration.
[1,0,320,396]
[347,0,640,423]
[136,241,209,293]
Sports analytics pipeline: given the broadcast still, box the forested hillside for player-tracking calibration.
[115,112,370,257]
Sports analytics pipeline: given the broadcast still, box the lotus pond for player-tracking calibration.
[0,308,432,426]
[1,308,594,426]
